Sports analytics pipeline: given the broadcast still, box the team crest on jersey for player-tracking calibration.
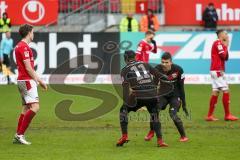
[24,51,30,57]
[172,72,178,79]
[217,44,223,50]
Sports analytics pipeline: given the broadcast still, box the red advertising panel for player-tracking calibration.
[136,1,148,14]
[0,0,58,25]
[164,0,240,25]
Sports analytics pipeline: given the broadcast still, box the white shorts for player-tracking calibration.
[210,71,229,91]
[17,80,39,105]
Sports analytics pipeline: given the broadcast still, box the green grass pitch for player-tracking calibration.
[0,84,239,160]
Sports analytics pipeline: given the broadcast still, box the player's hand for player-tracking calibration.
[39,80,48,91]
[151,39,156,45]
[182,105,189,117]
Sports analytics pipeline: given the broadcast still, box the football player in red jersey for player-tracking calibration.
[206,30,238,121]
[13,24,47,145]
[136,30,157,63]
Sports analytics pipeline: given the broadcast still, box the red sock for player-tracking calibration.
[222,92,230,116]
[17,114,25,133]
[208,95,218,116]
[122,133,128,139]
[17,110,36,135]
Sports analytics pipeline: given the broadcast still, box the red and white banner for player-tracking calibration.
[164,0,240,25]
[0,0,58,25]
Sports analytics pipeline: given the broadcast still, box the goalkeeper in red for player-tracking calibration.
[206,30,238,121]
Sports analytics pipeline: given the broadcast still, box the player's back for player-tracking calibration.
[14,41,34,80]
[121,61,157,99]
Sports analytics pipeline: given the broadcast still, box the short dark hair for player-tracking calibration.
[19,24,33,38]
[145,30,155,36]
[216,29,226,37]
[124,50,136,62]
[161,52,172,61]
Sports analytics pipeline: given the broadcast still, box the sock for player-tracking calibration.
[122,133,128,139]
[17,114,25,133]
[149,121,154,131]
[17,110,36,135]
[208,95,218,116]
[120,107,128,135]
[151,113,162,139]
[222,92,230,116]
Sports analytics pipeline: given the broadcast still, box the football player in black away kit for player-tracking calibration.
[144,52,189,142]
[117,50,168,147]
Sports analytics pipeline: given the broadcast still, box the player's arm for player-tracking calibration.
[135,43,143,61]
[217,42,228,60]
[121,70,130,105]
[150,65,168,81]
[151,39,157,53]
[23,59,47,90]
[178,67,189,116]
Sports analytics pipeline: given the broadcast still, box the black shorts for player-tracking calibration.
[3,54,10,67]
[158,96,181,111]
[127,97,158,113]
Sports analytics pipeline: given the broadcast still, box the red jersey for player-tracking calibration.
[210,39,229,71]
[14,41,34,80]
[136,39,157,63]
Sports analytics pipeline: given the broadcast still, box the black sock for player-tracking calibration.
[170,113,186,137]
[120,106,128,134]
[151,113,162,139]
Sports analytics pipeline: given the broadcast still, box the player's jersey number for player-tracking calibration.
[130,64,150,81]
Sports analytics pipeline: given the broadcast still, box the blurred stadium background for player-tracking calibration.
[0,0,239,84]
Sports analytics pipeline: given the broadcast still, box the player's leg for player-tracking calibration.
[146,99,168,147]
[13,105,28,144]
[16,105,28,134]
[145,97,168,141]
[210,71,238,121]
[117,94,137,146]
[169,97,188,142]
[18,103,39,135]
[222,89,238,121]
[206,71,221,121]
[14,80,39,145]
[206,90,220,121]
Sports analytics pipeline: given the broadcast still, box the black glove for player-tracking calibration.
[151,39,156,45]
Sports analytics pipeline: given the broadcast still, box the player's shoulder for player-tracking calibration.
[155,64,163,70]
[172,64,183,72]
[138,39,147,45]
[122,61,142,71]
[16,41,29,50]
[213,39,222,46]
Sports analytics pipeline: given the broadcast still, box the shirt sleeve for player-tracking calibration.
[121,70,130,105]
[216,42,228,60]
[136,42,143,62]
[19,46,31,61]
[178,67,186,106]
